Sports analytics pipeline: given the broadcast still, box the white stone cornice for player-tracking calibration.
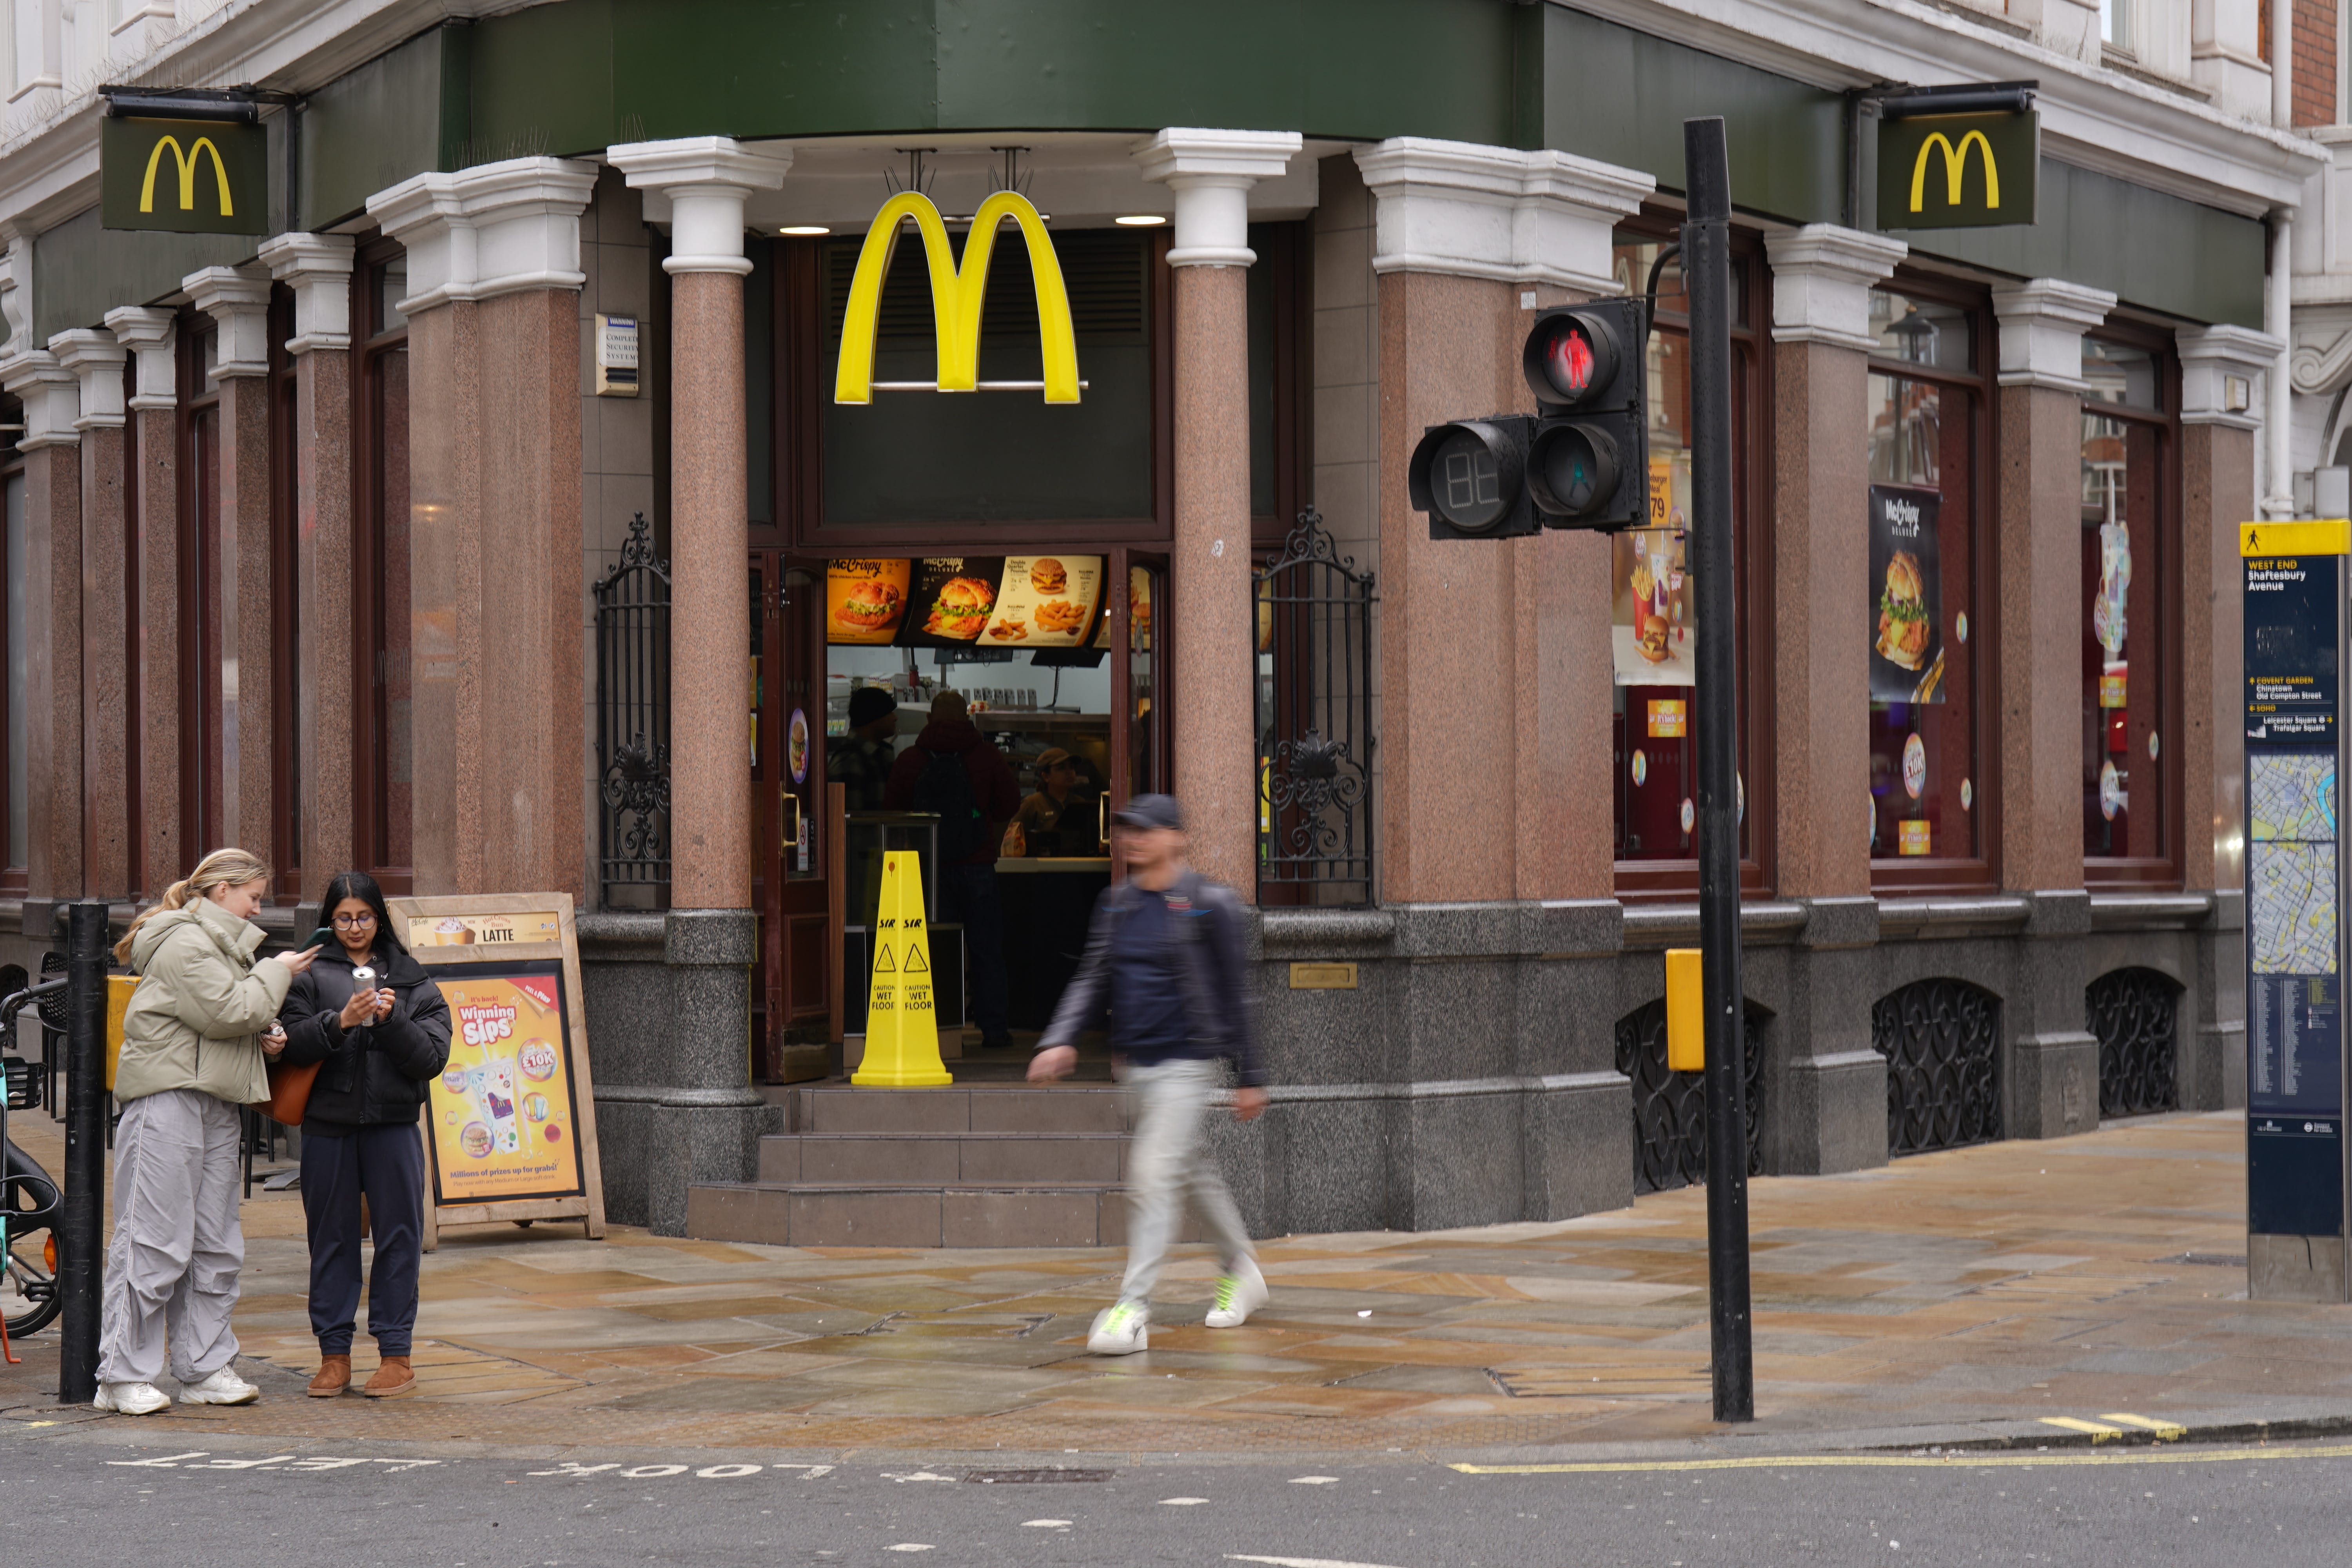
[2181,322,2284,428]
[258,231,357,355]
[50,328,126,430]
[1352,137,1654,294]
[104,306,177,411]
[367,157,599,311]
[1,349,79,450]
[185,265,274,377]
[1763,225,1908,352]
[608,138,792,277]
[1989,278,2117,392]
[1133,129,1305,267]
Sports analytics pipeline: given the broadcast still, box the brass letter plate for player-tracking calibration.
[1289,962,1359,990]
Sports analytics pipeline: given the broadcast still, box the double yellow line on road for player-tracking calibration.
[1453,1441,2352,1475]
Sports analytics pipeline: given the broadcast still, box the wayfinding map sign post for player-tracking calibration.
[2242,519,2350,1302]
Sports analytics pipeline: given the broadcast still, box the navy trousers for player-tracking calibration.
[938,862,1009,1036]
[299,1122,426,1357]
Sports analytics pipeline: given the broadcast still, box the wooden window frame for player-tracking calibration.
[2080,318,2185,891]
[350,236,413,895]
[1612,210,1778,903]
[1864,268,2002,897]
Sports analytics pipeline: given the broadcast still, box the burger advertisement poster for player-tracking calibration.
[1867,484,1946,704]
[423,966,587,1204]
[830,557,1105,650]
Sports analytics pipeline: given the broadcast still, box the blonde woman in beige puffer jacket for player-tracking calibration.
[93,849,319,1416]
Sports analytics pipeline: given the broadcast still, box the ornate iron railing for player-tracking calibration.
[594,513,671,907]
[1871,978,2002,1156]
[1613,999,1766,1194]
[2087,967,2180,1118]
[1254,508,1376,904]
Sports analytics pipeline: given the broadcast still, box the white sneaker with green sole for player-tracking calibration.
[1086,1300,1150,1354]
[1205,1258,1269,1328]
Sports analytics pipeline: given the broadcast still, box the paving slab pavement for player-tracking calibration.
[8,1107,2352,1457]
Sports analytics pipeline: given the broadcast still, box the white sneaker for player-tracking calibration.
[1086,1300,1150,1355]
[179,1365,260,1406]
[93,1381,171,1416]
[1204,1258,1269,1329]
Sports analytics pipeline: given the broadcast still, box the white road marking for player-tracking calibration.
[620,1464,688,1478]
[885,1546,935,1553]
[696,1465,760,1478]
[1225,1556,1410,1568]
[1021,1519,1072,1528]
[883,1470,960,1483]
[1160,1497,1210,1505]
[102,1453,439,1474]
[1288,1475,1340,1484]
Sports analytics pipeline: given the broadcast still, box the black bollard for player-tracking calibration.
[57,900,108,1405]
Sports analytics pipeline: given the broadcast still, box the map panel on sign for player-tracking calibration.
[2250,753,2338,842]
[2251,840,2339,975]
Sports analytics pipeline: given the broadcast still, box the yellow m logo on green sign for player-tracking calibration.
[1909,131,1999,215]
[139,134,235,218]
[833,189,1080,405]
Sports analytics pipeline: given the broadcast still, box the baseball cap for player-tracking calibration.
[1035,748,1074,772]
[1111,793,1184,831]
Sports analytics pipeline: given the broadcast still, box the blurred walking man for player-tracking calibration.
[1029,793,1268,1353]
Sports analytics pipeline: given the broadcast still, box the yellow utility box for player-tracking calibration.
[1664,948,1704,1073]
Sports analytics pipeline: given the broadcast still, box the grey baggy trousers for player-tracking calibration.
[96,1087,247,1386]
[1117,1057,1254,1304]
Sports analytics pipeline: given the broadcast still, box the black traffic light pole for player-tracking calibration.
[58,900,109,1405]
[1681,116,1755,1425]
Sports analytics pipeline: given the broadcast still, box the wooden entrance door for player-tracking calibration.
[751,552,832,1080]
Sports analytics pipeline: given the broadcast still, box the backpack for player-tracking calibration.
[912,746,987,862]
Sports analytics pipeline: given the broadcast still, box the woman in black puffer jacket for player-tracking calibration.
[278,871,451,1399]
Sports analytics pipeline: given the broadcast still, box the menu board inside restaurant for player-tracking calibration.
[828,556,1106,650]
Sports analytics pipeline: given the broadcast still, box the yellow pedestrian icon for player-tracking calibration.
[852,850,952,1087]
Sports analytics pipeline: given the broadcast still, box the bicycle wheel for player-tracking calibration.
[3,1141,63,1339]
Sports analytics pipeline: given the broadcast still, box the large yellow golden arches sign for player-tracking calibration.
[833,189,1082,405]
[139,134,237,218]
[1907,130,1999,216]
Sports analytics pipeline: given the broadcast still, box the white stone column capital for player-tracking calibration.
[259,231,357,354]
[49,327,127,430]
[1351,136,1653,294]
[185,265,274,377]
[2,348,80,449]
[1763,225,1909,352]
[2179,323,2282,429]
[1134,128,1305,267]
[368,157,599,311]
[105,305,178,411]
[1989,277,2117,393]
[608,137,792,276]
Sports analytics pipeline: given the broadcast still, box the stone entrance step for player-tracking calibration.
[760,1132,1128,1185]
[790,1083,1129,1135]
[686,1180,1198,1249]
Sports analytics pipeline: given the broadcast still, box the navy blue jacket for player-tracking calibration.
[1036,868,1264,1087]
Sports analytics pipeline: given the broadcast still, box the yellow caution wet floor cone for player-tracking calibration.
[851,849,953,1087]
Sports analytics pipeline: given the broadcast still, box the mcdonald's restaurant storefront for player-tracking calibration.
[0,3,2305,1247]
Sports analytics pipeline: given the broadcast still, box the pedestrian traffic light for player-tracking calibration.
[1522,300,1648,529]
[1408,416,1538,540]
[1410,299,1650,540]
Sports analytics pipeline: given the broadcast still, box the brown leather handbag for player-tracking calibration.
[261,1031,319,1125]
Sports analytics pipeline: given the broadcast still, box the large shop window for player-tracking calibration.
[813,227,1156,531]
[1866,286,1990,884]
[1609,232,1769,894]
[2080,335,2176,877]
[354,246,413,891]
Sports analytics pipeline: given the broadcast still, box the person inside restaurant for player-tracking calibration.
[828,685,899,811]
[1007,748,1102,857]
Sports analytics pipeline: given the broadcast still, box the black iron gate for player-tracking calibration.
[2086,967,2180,1118]
[594,512,671,907]
[1871,978,2002,1155]
[1254,508,1376,904]
[1613,999,1766,1194]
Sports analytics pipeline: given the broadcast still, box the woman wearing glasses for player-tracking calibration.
[277,871,451,1398]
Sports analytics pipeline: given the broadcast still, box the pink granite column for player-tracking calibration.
[261,234,359,899]
[370,160,599,897]
[3,353,83,905]
[1135,130,1303,898]
[107,308,180,893]
[53,331,131,899]
[186,269,278,866]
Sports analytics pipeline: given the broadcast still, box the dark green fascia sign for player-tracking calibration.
[1877,110,2038,230]
[101,116,267,235]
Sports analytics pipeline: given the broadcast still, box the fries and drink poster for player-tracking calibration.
[423,965,587,1205]
[1611,452,1695,686]
[828,557,1105,649]
[1867,484,1946,704]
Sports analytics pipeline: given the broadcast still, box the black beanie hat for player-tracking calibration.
[848,686,898,731]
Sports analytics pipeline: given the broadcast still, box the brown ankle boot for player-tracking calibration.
[362,1356,416,1398]
[307,1354,352,1397]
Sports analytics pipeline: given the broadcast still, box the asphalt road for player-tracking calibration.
[7,1423,2352,1568]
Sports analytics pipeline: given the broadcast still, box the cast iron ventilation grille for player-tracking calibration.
[593,513,671,908]
[824,228,1148,343]
[2086,967,2180,1118]
[1254,508,1377,905]
[1612,999,1766,1194]
[1870,978,2002,1156]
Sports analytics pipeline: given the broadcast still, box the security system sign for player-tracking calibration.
[100,116,268,235]
[1877,110,2038,230]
